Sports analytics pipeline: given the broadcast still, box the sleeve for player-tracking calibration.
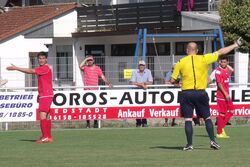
[130,70,137,82]
[165,71,172,81]
[96,66,104,77]
[81,66,85,71]
[147,69,153,82]
[172,62,180,80]
[204,51,219,65]
[35,65,50,76]
[215,70,223,84]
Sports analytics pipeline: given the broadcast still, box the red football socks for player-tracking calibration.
[46,120,52,138]
[40,119,47,138]
[217,115,224,134]
[223,112,233,127]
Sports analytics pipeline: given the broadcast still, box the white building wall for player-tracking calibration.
[53,10,77,37]
[0,35,52,88]
[234,52,249,87]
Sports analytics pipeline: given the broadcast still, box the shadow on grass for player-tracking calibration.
[19,139,37,142]
[150,145,211,151]
[195,134,209,138]
[150,146,183,150]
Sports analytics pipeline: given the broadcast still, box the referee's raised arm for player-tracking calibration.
[217,37,241,56]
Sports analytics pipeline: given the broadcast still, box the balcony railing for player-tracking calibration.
[208,0,220,11]
[76,0,209,34]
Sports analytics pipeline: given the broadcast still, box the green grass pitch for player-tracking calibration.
[0,126,250,167]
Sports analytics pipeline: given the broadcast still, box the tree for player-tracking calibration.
[219,0,250,53]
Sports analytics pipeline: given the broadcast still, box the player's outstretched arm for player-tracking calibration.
[6,65,35,74]
[218,38,241,56]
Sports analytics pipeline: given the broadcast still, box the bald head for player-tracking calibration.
[186,42,198,55]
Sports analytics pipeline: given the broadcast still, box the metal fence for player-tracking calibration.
[1,52,245,88]
[208,0,220,11]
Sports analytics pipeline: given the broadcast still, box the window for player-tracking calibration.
[111,44,136,56]
[56,45,73,81]
[111,43,170,56]
[147,43,170,56]
[175,41,204,55]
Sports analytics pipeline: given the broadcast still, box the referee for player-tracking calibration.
[171,38,241,151]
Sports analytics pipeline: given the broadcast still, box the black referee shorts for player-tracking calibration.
[179,90,210,119]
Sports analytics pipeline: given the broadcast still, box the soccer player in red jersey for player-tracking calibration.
[215,56,234,138]
[79,55,112,128]
[7,52,54,143]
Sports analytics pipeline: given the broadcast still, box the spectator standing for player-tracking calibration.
[79,55,112,128]
[130,60,153,127]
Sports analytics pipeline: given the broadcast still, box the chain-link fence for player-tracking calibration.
[1,49,250,131]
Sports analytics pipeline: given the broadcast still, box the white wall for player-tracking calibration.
[1,10,77,88]
[53,10,77,37]
[234,52,249,87]
[0,35,52,88]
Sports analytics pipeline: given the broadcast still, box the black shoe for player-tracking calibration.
[93,124,98,128]
[210,141,220,150]
[183,145,194,151]
[86,123,90,128]
[171,123,178,127]
[226,122,231,125]
[163,123,169,127]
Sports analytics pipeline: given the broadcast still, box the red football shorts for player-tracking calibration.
[217,99,234,114]
[38,97,53,113]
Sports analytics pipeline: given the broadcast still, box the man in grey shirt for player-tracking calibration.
[130,60,153,127]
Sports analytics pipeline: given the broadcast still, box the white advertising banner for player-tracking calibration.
[0,91,38,122]
[1,87,250,122]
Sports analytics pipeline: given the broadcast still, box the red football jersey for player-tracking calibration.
[35,64,53,97]
[215,67,231,100]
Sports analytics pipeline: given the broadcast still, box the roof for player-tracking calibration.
[0,3,77,42]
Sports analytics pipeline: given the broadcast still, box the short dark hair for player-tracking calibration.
[37,51,48,58]
[219,56,229,61]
